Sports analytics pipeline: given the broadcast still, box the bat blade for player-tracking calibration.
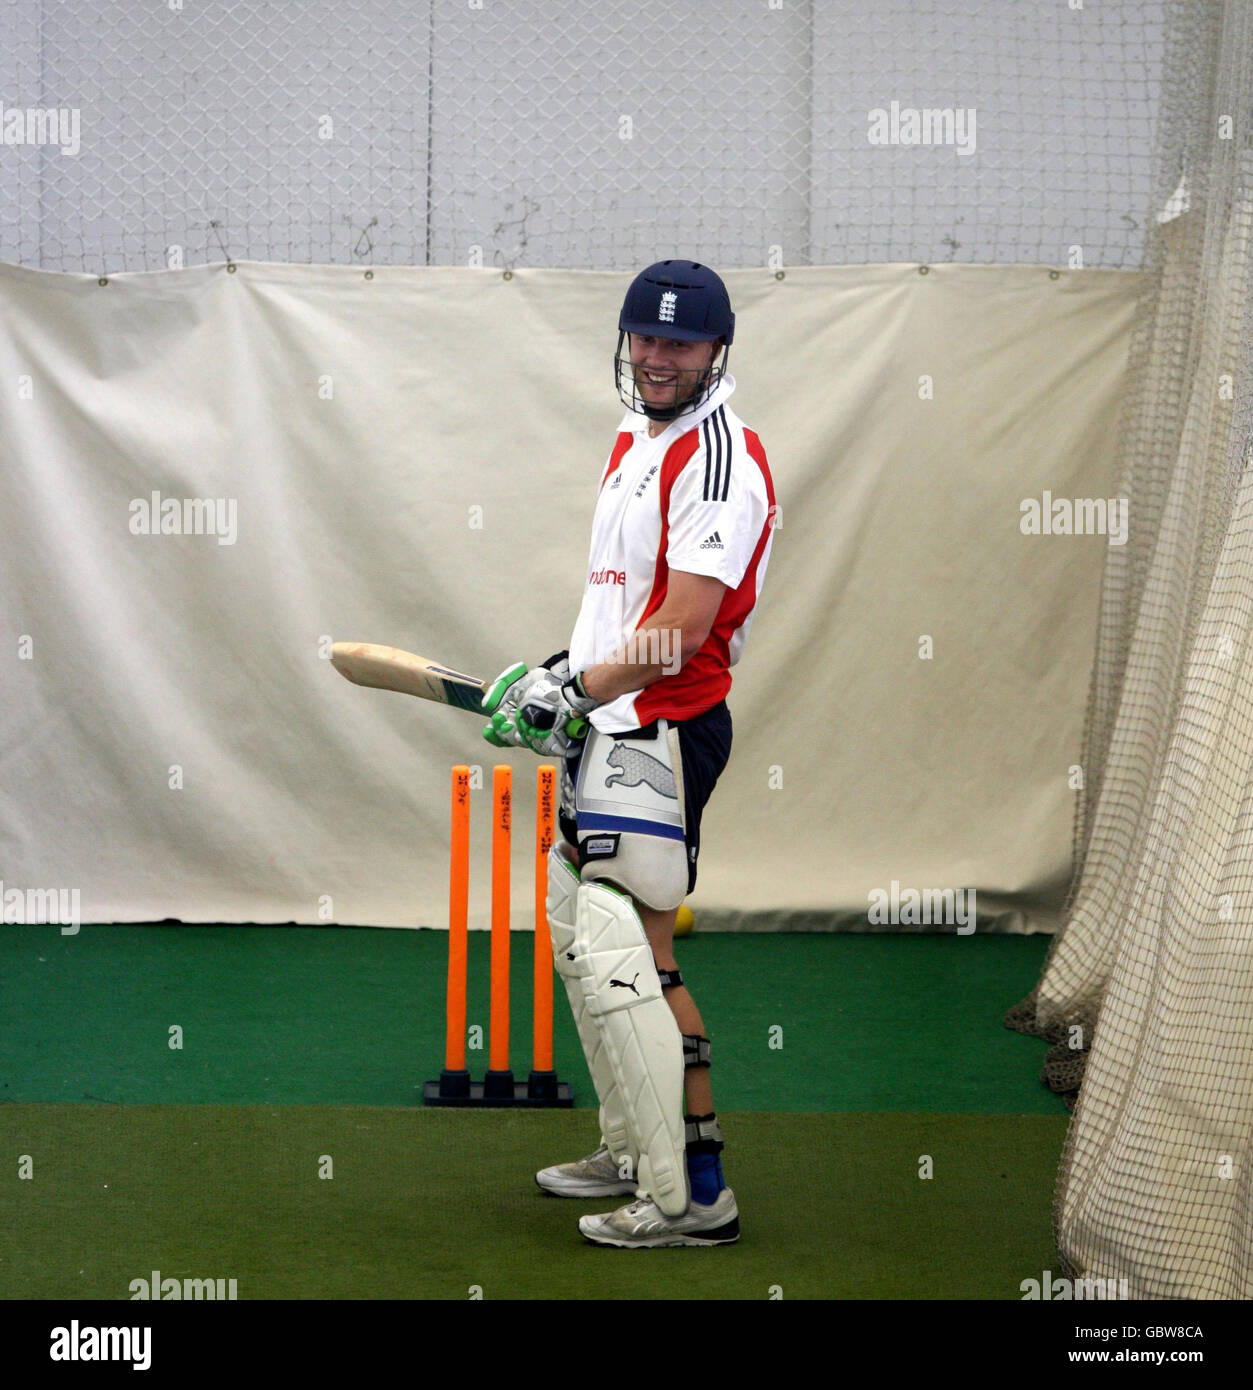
[330,642,487,713]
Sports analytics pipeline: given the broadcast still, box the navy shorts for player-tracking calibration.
[559,700,733,896]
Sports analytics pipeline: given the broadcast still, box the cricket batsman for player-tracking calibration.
[480,260,776,1247]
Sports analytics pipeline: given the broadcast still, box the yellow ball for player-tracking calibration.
[674,904,694,937]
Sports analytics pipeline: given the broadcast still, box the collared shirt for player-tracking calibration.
[569,374,776,732]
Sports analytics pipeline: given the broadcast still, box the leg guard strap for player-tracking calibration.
[685,1112,725,1154]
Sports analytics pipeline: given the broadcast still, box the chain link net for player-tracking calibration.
[1,0,1163,273]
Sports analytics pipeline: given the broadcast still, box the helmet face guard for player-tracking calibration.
[614,332,731,421]
[615,260,735,421]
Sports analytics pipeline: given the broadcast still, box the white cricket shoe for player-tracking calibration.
[579,1188,740,1248]
[535,1143,637,1198]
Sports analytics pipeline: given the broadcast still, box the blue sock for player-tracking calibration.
[687,1152,725,1205]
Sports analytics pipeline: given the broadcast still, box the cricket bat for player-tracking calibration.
[330,643,488,711]
[329,642,588,736]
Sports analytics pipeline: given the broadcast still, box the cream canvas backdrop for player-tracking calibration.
[0,261,1138,931]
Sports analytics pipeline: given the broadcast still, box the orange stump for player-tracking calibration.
[436,765,472,1099]
[528,765,558,1097]
[484,764,514,1096]
[424,761,571,1108]
[446,766,471,1069]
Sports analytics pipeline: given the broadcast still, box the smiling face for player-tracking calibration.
[628,333,720,414]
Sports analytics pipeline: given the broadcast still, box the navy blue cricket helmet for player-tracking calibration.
[615,259,734,420]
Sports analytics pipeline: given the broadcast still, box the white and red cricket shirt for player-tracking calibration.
[568,374,776,733]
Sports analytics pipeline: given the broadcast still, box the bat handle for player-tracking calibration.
[519,701,588,741]
[519,700,551,730]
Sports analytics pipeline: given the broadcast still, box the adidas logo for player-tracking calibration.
[699,531,724,550]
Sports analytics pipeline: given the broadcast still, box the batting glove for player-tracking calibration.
[480,652,584,750]
[514,669,599,758]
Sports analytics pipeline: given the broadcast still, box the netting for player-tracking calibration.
[1006,0,1253,1298]
[0,0,1164,274]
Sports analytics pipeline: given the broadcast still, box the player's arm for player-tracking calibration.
[501,574,724,755]
[580,569,726,704]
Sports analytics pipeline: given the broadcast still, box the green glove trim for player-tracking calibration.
[479,661,529,715]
